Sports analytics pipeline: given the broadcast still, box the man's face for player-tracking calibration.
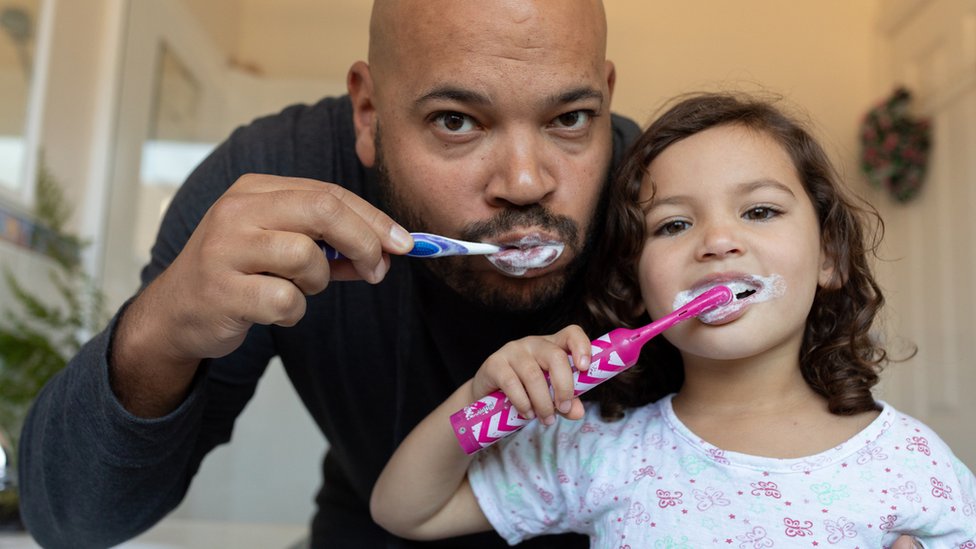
[353,0,615,311]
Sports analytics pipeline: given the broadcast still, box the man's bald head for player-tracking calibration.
[367,0,608,83]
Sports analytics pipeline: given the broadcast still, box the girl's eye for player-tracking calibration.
[743,206,781,221]
[433,112,477,133]
[551,110,593,130]
[653,219,691,236]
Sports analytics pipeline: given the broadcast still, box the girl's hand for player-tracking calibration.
[471,325,591,426]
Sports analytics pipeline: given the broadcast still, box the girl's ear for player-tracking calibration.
[818,245,841,289]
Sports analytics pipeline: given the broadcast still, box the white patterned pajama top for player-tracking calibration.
[468,395,976,548]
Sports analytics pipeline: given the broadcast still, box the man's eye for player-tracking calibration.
[654,220,690,236]
[743,206,780,221]
[552,110,592,130]
[434,112,476,132]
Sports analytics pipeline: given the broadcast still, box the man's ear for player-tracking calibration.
[604,60,616,100]
[347,61,377,167]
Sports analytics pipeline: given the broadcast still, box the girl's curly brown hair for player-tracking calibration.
[581,91,895,420]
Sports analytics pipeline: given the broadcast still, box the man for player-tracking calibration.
[19,1,637,547]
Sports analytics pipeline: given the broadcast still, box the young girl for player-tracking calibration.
[370,92,976,547]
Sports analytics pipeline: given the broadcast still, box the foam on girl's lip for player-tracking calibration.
[486,237,565,277]
[672,274,786,324]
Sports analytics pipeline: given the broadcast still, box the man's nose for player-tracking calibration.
[484,130,556,207]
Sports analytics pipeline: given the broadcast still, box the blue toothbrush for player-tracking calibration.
[320,232,503,260]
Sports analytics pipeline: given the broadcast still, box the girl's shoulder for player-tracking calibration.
[877,402,974,465]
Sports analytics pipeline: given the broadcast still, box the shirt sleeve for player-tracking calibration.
[467,403,626,545]
[17,307,208,548]
[883,418,976,545]
[17,122,280,549]
[914,450,976,544]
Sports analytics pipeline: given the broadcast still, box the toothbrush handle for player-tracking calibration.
[448,285,733,454]
[449,326,647,454]
[320,241,342,260]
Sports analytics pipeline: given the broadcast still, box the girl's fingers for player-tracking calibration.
[509,355,553,423]
[544,325,590,415]
[542,348,576,417]
[476,327,594,426]
[478,352,536,420]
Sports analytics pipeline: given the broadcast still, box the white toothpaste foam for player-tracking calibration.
[671,273,786,324]
[487,243,565,277]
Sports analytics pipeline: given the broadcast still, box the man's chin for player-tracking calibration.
[436,265,569,312]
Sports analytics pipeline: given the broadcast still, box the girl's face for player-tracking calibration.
[637,124,834,363]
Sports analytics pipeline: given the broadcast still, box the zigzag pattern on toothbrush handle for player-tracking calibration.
[449,285,734,454]
[450,327,643,454]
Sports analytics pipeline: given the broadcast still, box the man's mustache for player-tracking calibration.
[461,205,579,246]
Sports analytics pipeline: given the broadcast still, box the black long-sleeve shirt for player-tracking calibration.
[19,95,640,548]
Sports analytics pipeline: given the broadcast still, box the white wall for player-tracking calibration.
[869,0,976,470]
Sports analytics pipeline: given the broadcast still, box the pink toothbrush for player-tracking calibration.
[450,285,735,454]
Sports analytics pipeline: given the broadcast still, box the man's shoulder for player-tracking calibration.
[233,95,354,147]
[217,94,361,183]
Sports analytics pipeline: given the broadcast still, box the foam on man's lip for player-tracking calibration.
[486,237,565,277]
[671,274,786,324]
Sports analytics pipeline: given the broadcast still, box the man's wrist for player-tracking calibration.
[108,293,199,418]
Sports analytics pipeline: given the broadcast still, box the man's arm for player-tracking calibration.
[18,108,411,547]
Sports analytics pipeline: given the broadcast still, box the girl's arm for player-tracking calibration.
[370,325,591,540]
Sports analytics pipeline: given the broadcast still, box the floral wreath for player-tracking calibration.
[858,87,931,203]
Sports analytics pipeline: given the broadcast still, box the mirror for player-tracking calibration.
[0,0,43,200]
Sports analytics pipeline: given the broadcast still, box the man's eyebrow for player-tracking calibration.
[414,86,605,109]
[550,87,604,109]
[415,87,491,107]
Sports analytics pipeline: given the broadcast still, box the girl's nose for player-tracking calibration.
[696,222,744,260]
[484,130,556,207]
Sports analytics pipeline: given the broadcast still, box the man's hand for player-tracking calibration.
[892,535,921,549]
[110,174,413,417]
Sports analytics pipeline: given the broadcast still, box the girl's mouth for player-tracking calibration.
[672,274,786,324]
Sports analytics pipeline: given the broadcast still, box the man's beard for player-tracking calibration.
[373,130,600,312]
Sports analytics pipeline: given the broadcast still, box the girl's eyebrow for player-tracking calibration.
[738,178,797,198]
[646,178,797,212]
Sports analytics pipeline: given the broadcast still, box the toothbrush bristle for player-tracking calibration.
[410,241,441,256]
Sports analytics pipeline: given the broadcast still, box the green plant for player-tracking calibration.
[0,157,107,462]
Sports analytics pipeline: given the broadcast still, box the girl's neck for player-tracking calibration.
[674,345,812,413]
[671,350,879,459]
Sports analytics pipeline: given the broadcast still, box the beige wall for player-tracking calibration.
[175,0,879,190]
[605,1,878,183]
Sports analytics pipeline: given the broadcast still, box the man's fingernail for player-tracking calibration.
[389,225,412,251]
